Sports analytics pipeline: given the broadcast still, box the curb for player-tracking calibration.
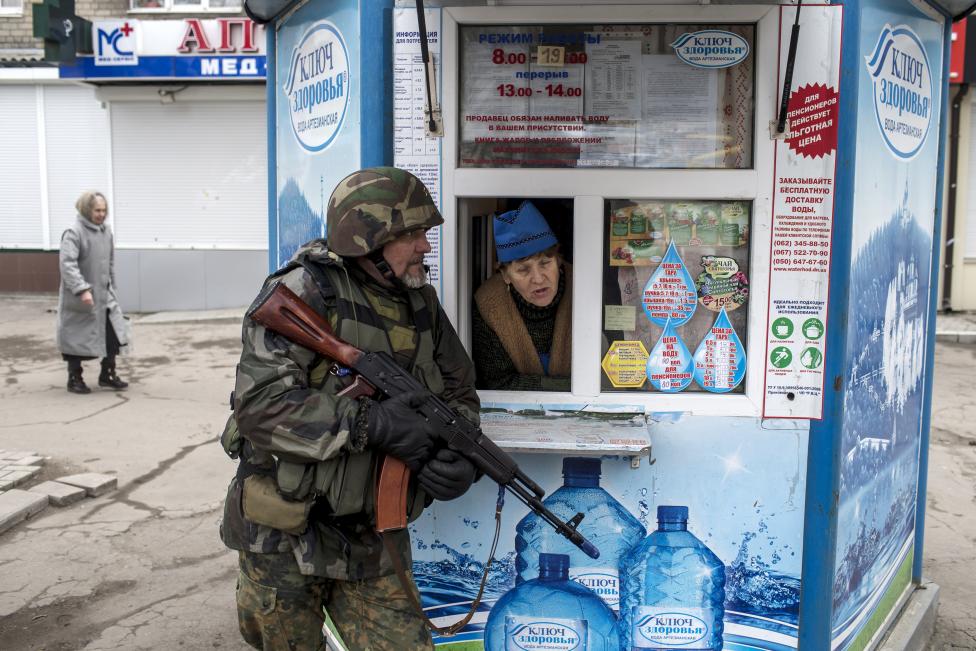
[134,309,245,325]
[935,331,976,344]
[878,582,940,651]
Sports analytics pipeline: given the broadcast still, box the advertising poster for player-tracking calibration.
[762,6,842,419]
[830,1,944,648]
[457,24,756,170]
[603,200,751,395]
[60,18,267,80]
[411,416,809,650]
[393,8,443,296]
[274,0,360,268]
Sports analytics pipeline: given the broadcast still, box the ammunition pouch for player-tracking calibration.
[242,474,312,535]
[317,453,429,523]
[275,452,376,518]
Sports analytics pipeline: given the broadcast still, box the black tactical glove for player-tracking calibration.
[417,449,478,501]
[366,390,436,471]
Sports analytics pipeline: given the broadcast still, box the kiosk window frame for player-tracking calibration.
[440,5,780,418]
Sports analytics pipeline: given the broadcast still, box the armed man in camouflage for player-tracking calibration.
[220,167,480,650]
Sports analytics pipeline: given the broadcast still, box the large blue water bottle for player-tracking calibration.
[515,457,645,611]
[485,553,619,651]
[619,506,726,650]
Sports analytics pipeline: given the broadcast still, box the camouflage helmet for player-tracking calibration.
[326,167,443,257]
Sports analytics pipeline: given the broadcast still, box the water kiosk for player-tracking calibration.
[255,0,960,647]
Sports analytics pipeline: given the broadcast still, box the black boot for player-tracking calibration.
[67,371,91,394]
[98,361,129,390]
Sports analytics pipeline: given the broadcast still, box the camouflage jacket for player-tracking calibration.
[220,241,480,580]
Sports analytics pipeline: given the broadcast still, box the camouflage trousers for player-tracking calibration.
[236,550,434,651]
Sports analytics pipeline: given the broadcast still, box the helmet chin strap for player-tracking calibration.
[367,250,407,290]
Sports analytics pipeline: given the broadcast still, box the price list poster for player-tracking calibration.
[763,5,843,418]
[393,8,443,295]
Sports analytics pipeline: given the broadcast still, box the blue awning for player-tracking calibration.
[244,0,976,26]
[940,0,976,20]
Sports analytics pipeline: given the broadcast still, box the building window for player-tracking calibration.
[0,0,24,16]
[129,0,241,11]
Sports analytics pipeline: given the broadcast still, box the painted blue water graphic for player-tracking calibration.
[694,308,747,392]
[647,319,694,392]
[413,526,800,647]
[642,240,698,326]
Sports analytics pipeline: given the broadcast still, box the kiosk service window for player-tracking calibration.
[469,198,575,393]
[440,6,775,417]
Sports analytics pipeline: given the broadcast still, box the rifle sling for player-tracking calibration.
[380,488,504,637]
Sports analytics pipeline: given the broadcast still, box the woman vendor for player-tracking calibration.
[472,201,571,391]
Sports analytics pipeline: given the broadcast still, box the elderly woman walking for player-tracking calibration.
[57,191,129,394]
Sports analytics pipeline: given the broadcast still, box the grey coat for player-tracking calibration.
[56,215,128,358]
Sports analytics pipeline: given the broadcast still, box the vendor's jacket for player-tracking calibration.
[220,240,480,580]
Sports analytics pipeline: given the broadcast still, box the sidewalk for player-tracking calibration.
[0,293,250,650]
[935,311,976,344]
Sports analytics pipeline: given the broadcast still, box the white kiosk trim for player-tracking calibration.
[440,5,779,419]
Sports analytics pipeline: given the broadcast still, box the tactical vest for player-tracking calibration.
[222,251,444,520]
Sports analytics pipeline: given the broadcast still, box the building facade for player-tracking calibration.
[0,0,268,311]
[942,18,976,311]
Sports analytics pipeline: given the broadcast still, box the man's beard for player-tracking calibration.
[400,264,428,289]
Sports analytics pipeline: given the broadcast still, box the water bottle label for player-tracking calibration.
[631,607,710,649]
[505,616,589,651]
[569,567,621,610]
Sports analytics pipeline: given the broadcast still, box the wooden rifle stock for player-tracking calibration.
[248,282,413,533]
[249,283,364,368]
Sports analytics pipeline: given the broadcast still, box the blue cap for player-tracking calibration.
[563,457,601,488]
[657,505,689,523]
[538,553,571,581]
[493,201,558,263]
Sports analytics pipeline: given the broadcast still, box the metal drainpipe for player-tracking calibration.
[943,82,970,311]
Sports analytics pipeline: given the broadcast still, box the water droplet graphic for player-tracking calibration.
[646,319,693,392]
[642,240,698,326]
[693,308,746,392]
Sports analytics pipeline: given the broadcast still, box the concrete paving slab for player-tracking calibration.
[3,465,42,474]
[28,481,87,507]
[0,451,37,461]
[56,473,118,497]
[0,489,48,534]
[5,471,36,486]
[14,456,45,466]
[0,480,12,491]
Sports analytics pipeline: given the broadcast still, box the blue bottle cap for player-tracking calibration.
[563,457,601,487]
[538,553,571,581]
[657,505,689,523]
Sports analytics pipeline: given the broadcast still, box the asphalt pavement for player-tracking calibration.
[0,294,249,650]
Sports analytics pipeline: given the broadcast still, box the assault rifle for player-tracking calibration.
[249,281,599,559]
